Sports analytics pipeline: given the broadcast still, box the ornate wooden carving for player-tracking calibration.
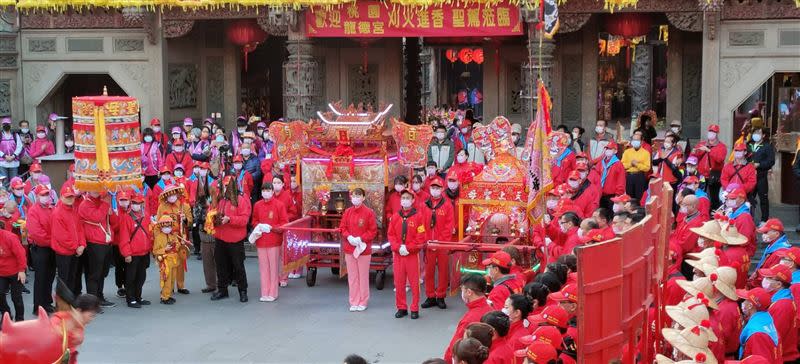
[257,10,297,36]
[722,1,800,20]
[283,39,319,120]
[666,12,702,32]
[560,0,700,13]
[162,7,262,20]
[163,20,194,39]
[21,10,143,29]
[559,13,591,34]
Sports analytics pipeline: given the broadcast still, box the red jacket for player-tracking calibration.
[51,202,85,256]
[250,198,288,248]
[384,190,402,223]
[78,197,113,245]
[715,298,742,356]
[424,196,455,242]
[387,207,427,254]
[488,275,523,310]
[694,141,727,177]
[484,336,514,364]
[339,204,378,255]
[669,212,707,256]
[233,169,254,197]
[165,151,193,172]
[561,228,581,256]
[26,202,54,247]
[769,291,799,361]
[721,162,757,194]
[274,189,298,221]
[708,312,726,363]
[721,246,750,289]
[0,209,19,232]
[0,229,26,276]
[213,195,251,243]
[504,320,529,353]
[443,297,493,362]
[664,274,686,307]
[742,330,780,363]
[552,151,577,186]
[590,156,626,196]
[570,181,600,218]
[413,188,431,212]
[732,211,757,257]
[118,209,152,257]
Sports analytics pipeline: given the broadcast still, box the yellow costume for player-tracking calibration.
[152,216,183,302]
[156,185,193,291]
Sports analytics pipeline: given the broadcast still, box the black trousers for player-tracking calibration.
[55,254,79,294]
[31,245,56,311]
[75,252,88,294]
[125,255,149,303]
[708,171,722,210]
[112,245,126,289]
[625,172,647,202]
[0,274,24,322]
[214,240,247,292]
[85,242,112,300]
[749,171,769,222]
[192,225,201,255]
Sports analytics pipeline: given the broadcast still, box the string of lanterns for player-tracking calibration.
[445,48,485,65]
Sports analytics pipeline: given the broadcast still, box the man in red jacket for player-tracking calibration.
[759,263,799,362]
[550,135,576,186]
[0,224,27,321]
[570,162,599,218]
[164,139,192,173]
[484,251,523,310]
[339,188,378,312]
[737,287,781,362]
[78,191,115,307]
[27,184,55,314]
[726,188,758,257]
[421,177,454,310]
[118,193,152,308]
[591,208,616,241]
[749,218,791,288]
[693,124,727,209]
[443,273,492,362]
[722,142,757,195]
[669,195,708,277]
[590,141,626,210]
[52,185,85,294]
[211,175,252,303]
[388,188,426,319]
[385,175,407,224]
[250,182,288,302]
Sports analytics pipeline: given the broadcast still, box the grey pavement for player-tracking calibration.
[19,257,465,364]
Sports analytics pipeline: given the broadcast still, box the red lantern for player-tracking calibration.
[605,13,652,39]
[472,48,484,65]
[445,48,458,63]
[458,48,473,64]
[226,19,268,72]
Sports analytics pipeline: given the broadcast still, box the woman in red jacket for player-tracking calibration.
[51,186,85,294]
[27,184,55,313]
[211,175,252,303]
[272,174,300,283]
[118,193,153,308]
[0,224,27,321]
[250,183,288,302]
[339,188,378,312]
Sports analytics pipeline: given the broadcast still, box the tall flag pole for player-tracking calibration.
[526,80,553,225]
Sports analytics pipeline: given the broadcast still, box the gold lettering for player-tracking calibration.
[417,9,430,28]
[328,10,342,28]
[346,3,359,19]
[367,4,380,19]
[402,8,415,27]
[497,7,511,27]
[388,6,400,28]
[344,21,356,35]
[358,21,371,34]
[482,8,496,27]
[431,9,444,28]
[314,10,327,28]
[452,9,465,28]
[467,8,480,27]
[372,21,385,34]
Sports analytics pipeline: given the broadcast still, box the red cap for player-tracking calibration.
[708,124,720,133]
[173,164,185,171]
[233,155,243,163]
[60,185,75,198]
[481,251,512,270]
[734,142,747,151]
[36,125,46,132]
[131,193,145,203]
[776,247,800,265]
[610,194,631,203]
[117,191,131,201]
[459,119,472,128]
[429,177,443,188]
[727,188,747,200]
[757,218,784,234]
[683,175,700,185]
[150,118,161,126]
[173,139,184,146]
[529,305,569,328]
[514,342,558,362]
[575,152,587,160]
[549,284,578,303]
[29,163,42,172]
[758,263,792,284]
[198,161,210,169]
[10,179,23,190]
[580,229,607,244]
[575,161,589,172]
[446,170,459,182]
[567,170,581,182]
[605,141,618,150]
[736,287,772,311]
[33,184,50,196]
[159,165,171,174]
[519,326,563,350]
[399,188,416,198]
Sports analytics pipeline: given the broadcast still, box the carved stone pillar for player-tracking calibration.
[420,47,435,108]
[521,27,555,121]
[700,0,723,135]
[629,44,653,120]
[283,18,318,121]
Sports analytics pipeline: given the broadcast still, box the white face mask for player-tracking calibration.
[262,190,274,200]
[12,189,23,197]
[572,132,580,139]
[65,141,74,147]
[546,199,558,209]
[233,163,243,170]
[549,149,559,156]
[686,166,696,174]
[595,126,605,134]
[762,278,775,291]
[604,149,615,158]
[400,199,413,208]
[173,146,184,153]
[456,155,467,163]
[436,132,445,140]
[461,128,469,134]
[198,169,208,177]
[174,170,184,177]
[512,135,519,143]
[161,174,171,181]
[412,183,421,191]
[568,181,580,189]
[273,182,284,192]
[192,168,200,176]
[20,128,28,133]
[238,127,246,134]
[752,134,763,142]
[152,126,161,133]
[38,196,51,205]
[144,136,153,143]
[663,143,673,150]
[560,223,569,233]
[734,151,745,160]
[426,168,436,176]
[132,204,142,212]
[679,206,688,214]
[290,181,298,190]
[36,132,46,138]
[447,182,459,190]
[119,200,130,208]
[697,237,707,249]
[577,229,585,238]
[161,227,173,234]
[631,140,641,149]
[501,307,511,316]
[430,188,442,198]
[671,127,680,134]
[167,195,178,204]
[707,132,717,140]
[351,196,364,206]
[725,199,738,208]
[612,204,622,213]
[579,171,588,180]
[242,148,252,156]
[215,136,225,143]
[394,184,404,193]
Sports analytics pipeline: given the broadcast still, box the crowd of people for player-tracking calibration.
[0,109,792,363]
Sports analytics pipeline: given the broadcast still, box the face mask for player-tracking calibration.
[568,181,580,189]
[612,204,622,213]
[198,169,208,177]
[20,128,28,133]
[172,134,181,140]
[512,135,519,143]
[262,190,274,200]
[762,233,775,244]
[560,224,569,233]
[273,182,284,191]
[351,196,364,206]
[501,307,511,317]
[456,155,467,163]
[734,151,745,160]
[663,143,673,150]
[12,190,22,197]
[167,195,178,204]
[241,148,252,156]
[119,201,130,209]
[762,278,774,291]
[461,128,469,134]
[447,182,459,190]
[31,173,41,180]
[631,140,641,149]
[707,132,717,140]
[238,127,246,134]
[679,206,688,214]
[174,146,186,152]
[725,199,737,208]
[161,174,171,181]
[132,204,142,212]
[161,227,173,234]
[577,229,585,238]
[595,126,605,134]
[546,199,558,209]
[233,163,243,170]
[38,196,51,205]
[461,289,469,304]
[144,136,153,143]
[152,126,161,133]
[752,134,763,142]
[192,168,200,176]
[572,132,580,139]
[550,149,559,156]
[430,188,442,198]
[697,237,707,249]
[400,199,413,208]
[671,127,680,134]
[426,168,436,176]
[412,183,421,191]
[686,166,696,174]
[604,149,615,158]
[579,172,588,180]
[685,184,697,192]
[215,136,225,143]
[65,141,74,147]
[174,170,184,178]
[36,132,46,138]
[394,184,404,193]
[290,181,298,190]
[436,132,445,140]
[780,259,794,268]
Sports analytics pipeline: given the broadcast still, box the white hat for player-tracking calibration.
[661,325,718,364]
[511,123,522,134]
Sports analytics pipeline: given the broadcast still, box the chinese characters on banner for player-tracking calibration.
[305,1,523,38]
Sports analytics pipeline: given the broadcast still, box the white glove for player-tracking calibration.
[544,237,552,247]
[347,235,358,246]
[354,237,363,245]
[263,224,272,233]
[399,244,410,256]
[354,242,367,258]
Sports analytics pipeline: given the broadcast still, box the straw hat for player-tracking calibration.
[718,222,747,246]
[661,326,718,364]
[156,215,174,227]
[686,254,719,272]
[665,298,717,342]
[690,220,724,244]
[695,265,738,301]
[676,277,719,309]
[159,184,185,202]
[655,354,716,364]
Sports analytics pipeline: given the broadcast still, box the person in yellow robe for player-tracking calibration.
[156,184,193,295]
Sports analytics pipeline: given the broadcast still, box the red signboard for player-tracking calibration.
[305,1,523,38]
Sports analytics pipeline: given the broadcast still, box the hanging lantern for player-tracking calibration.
[472,48,484,65]
[445,48,458,63]
[458,48,473,64]
[604,13,652,39]
[226,19,268,72]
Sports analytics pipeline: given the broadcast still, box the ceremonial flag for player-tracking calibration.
[525,80,553,224]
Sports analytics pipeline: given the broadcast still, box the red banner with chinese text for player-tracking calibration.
[305,2,523,38]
